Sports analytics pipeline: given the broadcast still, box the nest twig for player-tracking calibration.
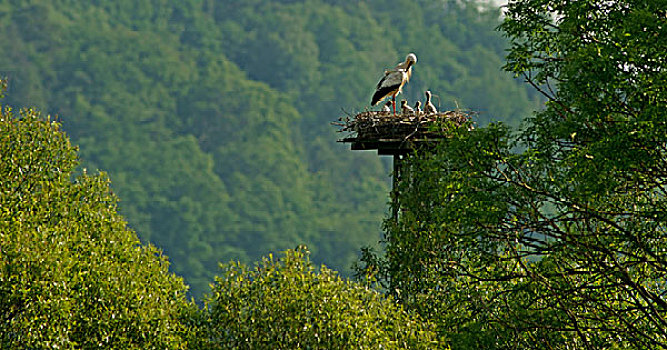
[332,110,473,141]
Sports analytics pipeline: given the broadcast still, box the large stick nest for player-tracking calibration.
[333,110,473,141]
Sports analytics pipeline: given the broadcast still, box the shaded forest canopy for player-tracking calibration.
[4,0,667,348]
[0,0,540,298]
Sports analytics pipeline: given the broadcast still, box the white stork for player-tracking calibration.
[371,53,417,114]
[400,100,414,114]
[424,90,437,115]
[382,101,392,112]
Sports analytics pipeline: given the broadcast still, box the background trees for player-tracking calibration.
[0,0,540,299]
[202,247,442,349]
[4,0,666,348]
[0,85,442,348]
[497,1,667,347]
[0,96,193,348]
[360,0,667,348]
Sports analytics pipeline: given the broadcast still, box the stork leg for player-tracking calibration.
[392,95,397,115]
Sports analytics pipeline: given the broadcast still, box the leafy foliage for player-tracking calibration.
[359,0,667,349]
[202,247,444,349]
[0,99,193,348]
[0,0,539,299]
[0,84,441,348]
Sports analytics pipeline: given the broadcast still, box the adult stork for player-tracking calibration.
[371,53,417,114]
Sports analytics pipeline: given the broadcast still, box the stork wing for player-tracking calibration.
[371,69,407,106]
[376,69,405,90]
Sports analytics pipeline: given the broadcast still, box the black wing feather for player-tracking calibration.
[371,84,400,105]
[371,70,404,106]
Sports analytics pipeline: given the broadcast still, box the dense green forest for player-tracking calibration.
[1,106,439,348]
[0,0,540,298]
[359,0,667,348]
[3,0,666,348]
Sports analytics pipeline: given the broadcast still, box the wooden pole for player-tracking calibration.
[391,153,401,221]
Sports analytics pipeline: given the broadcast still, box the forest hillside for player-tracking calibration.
[0,0,540,298]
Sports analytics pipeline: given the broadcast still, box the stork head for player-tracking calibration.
[401,100,408,106]
[425,90,432,100]
[403,53,417,71]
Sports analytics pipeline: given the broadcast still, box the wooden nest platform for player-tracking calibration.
[333,110,473,155]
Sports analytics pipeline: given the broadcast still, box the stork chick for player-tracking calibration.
[382,101,392,112]
[424,90,437,115]
[414,100,422,114]
[401,100,414,114]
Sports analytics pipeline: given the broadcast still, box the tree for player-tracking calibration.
[202,247,444,349]
[0,90,194,348]
[359,0,667,348]
[497,1,667,347]
[0,0,541,301]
